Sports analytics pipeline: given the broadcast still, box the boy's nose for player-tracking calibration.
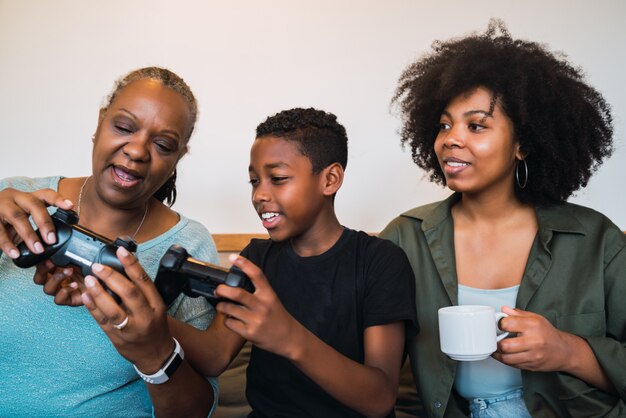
[252,186,271,204]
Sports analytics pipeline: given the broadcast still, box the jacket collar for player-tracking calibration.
[400,192,587,309]
[400,192,587,242]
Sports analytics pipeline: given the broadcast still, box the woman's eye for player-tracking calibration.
[468,123,485,132]
[154,140,176,153]
[115,124,133,134]
[438,122,450,131]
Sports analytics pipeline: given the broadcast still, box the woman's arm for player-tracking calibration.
[82,247,215,417]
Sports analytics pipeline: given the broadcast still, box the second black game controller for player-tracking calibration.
[155,244,254,306]
[12,208,137,303]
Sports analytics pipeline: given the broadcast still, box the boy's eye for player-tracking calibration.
[271,177,288,184]
[248,178,259,187]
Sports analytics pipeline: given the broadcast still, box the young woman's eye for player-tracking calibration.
[438,122,451,131]
[468,123,485,132]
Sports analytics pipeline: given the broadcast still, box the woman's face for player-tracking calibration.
[434,87,522,197]
[92,79,192,209]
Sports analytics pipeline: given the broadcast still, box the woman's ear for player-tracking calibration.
[93,108,107,142]
[514,142,526,161]
[321,163,344,197]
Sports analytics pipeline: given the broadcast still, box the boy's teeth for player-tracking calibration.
[261,212,279,219]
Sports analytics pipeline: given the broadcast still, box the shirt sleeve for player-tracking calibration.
[585,238,626,402]
[363,238,419,336]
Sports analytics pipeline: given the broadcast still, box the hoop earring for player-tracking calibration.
[516,159,528,189]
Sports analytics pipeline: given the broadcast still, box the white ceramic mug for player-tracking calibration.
[438,305,509,361]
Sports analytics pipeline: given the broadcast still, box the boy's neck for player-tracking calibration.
[290,215,343,257]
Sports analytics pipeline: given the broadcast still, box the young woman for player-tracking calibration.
[381,20,625,417]
[0,67,218,417]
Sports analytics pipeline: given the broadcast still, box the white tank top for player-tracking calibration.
[454,284,523,400]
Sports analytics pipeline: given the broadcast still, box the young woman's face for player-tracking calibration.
[248,136,327,242]
[434,87,522,197]
[92,79,192,209]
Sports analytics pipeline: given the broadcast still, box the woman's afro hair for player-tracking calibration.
[392,19,613,205]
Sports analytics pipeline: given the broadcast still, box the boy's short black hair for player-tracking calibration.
[392,19,614,205]
[255,108,348,173]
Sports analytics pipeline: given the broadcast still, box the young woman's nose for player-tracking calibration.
[443,125,465,148]
[122,134,151,162]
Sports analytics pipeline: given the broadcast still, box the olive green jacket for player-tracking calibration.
[380,193,626,418]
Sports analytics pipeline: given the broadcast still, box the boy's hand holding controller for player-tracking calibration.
[216,254,306,359]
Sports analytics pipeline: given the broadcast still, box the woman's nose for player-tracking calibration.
[442,126,465,148]
[123,134,150,162]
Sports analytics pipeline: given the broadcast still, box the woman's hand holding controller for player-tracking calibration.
[80,246,175,373]
[0,187,73,258]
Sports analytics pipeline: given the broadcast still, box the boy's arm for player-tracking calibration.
[167,312,247,377]
[217,255,405,418]
[291,322,405,418]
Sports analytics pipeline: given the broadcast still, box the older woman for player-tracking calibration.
[0,67,218,417]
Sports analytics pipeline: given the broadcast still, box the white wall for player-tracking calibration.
[1,0,624,233]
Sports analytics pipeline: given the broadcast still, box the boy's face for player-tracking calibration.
[248,135,327,242]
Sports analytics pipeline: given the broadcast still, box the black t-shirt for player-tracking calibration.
[242,228,418,418]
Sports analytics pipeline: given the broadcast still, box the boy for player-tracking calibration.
[84,108,418,417]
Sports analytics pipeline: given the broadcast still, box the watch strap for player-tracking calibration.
[133,338,185,385]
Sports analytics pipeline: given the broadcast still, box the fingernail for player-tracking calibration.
[47,232,57,244]
[81,293,91,304]
[9,249,20,259]
[63,268,73,275]
[64,200,73,207]
[69,282,78,289]
[118,246,129,257]
[85,276,96,288]
[228,254,239,263]
[34,242,44,254]
[92,263,103,272]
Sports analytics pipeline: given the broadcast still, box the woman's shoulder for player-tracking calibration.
[540,201,623,234]
[0,176,62,192]
[538,201,626,254]
[140,213,218,262]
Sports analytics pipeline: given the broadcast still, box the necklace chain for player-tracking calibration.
[77,176,149,240]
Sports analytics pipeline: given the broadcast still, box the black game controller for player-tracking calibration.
[155,244,254,306]
[13,208,137,303]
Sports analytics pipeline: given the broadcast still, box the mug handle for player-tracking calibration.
[495,312,509,342]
